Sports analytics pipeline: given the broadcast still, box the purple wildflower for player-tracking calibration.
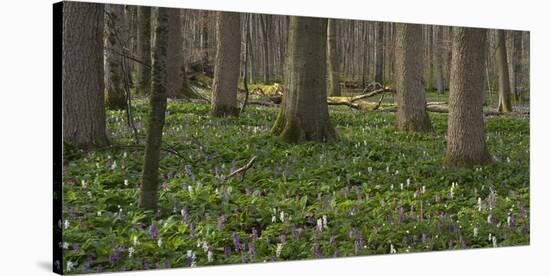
[249,242,255,262]
[251,227,258,240]
[232,232,240,252]
[184,165,192,176]
[279,234,286,244]
[313,243,322,258]
[217,215,226,230]
[221,246,230,259]
[96,265,103,273]
[150,224,158,239]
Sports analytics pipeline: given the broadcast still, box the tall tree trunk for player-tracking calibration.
[327,19,341,96]
[211,12,241,117]
[260,15,271,83]
[136,6,151,95]
[166,8,194,98]
[424,25,434,91]
[496,30,513,112]
[62,2,108,148]
[374,22,384,84]
[104,4,127,110]
[247,14,256,83]
[140,7,169,210]
[512,31,522,101]
[394,23,433,132]
[272,16,337,143]
[433,26,445,93]
[446,27,492,167]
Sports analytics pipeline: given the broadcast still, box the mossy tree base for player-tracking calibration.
[211,104,239,117]
[272,112,337,144]
[445,153,492,168]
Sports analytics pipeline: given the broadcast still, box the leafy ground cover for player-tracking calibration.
[61,99,529,273]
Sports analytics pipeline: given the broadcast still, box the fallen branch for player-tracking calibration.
[228,156,257,181]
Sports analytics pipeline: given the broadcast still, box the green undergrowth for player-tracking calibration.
[62,100,529,273]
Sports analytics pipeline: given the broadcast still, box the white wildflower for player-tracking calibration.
[395,170,399,175]
[81,180,87,188]
[111,161,117,170]
[124,179,128,186]
[488,233,492,242]
[157,238,163,247]
[188,185,194,196]
[123,152,128,159]
[133,236,138,246]
[368,167,373,173]
[478,197,482,211]
[406,178,410,187]
[97,211,102,216]
[62,242,70,249]
[386,166,390,173]
[422,186,426,194]
[507,214,511,226]
[492,236,498,247]
[322,215,328,229]
[128,247,135,258]
[390,244,396,254]
[317,218,323,231]
[66,261,75,272]
[276,243,283,258]
[64,219,70,229]
[272,215,276,223]
[391,184,394,190]
[207,250,213,263]
[400,183,404,190]
[473,227,479,237]
[280,211,285,222]
[487,214,492,224]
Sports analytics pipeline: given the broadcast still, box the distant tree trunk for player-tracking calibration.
[433,26,445,93]
[140,7,169,210]
[424,25,434,91]
[62,2,108,148]
[327,19,341,96]
[247,14,257,83]
[446,27,492,167]
[496,30,513,112]
[374,22,384,84]
[136,6,151,95]
[260,14,271,83]
[361,22,370,88]
[512,31,522,101]
[166,8,194,98]
[211,12,241,117]
[394,23,433,133]
[104,4,126,110]
[272,16,337,143]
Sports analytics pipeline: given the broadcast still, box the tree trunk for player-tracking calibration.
[104,4,126,110]
[211,12,241,117]
[260,15,271,83]
[140,7,169,210]
[272,16,337,143]
[62,2,108,148]
[446,27,492,167]
[136,6,151,95]
[374,22,384,84]
[166,8,194,99]
[248,14,257,83]
[512,31,522,101]
[496,30,513,112]
[394,23,433,132]
[433,26,445,93]
[327,19,341,97]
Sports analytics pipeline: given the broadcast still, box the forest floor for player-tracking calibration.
[62,97,530,274]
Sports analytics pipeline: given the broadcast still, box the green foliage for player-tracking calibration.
[62,100,529,273]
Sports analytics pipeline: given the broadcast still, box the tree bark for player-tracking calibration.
[140,7,169,210]
[446,27,492,167]
[104,4,127,110]
[512,31,522,101]
[394,23,433,132]
[62,2,108,148]
[136,6,151,95]
[496,30,513,112]
[211,11,242,117]
[433,26,445,93]
[374,22,384,84]
[327,19,341,96]
[166,8,194,99]
[272,16,337,143]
